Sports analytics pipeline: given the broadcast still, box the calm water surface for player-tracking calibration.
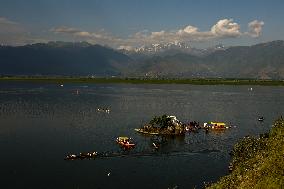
[0,82,283,189]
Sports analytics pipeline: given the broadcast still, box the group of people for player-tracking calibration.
[65,151,98,160]
[184,121,201,132]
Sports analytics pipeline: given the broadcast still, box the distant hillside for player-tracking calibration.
[204,40,284,79]
[136,40,284,79]
[0,40,284,79]
[0,41,133,76]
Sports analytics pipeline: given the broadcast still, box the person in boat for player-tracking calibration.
[258,116,264,121]
[117,137,132,145]
[65,154,77,160]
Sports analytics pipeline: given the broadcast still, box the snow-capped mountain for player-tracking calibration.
[134,42,191,53]
[119,42,227,60]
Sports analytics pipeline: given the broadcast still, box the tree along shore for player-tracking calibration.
[207,117,284,189]
[1,77,284,85]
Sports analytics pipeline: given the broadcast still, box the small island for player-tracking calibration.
[135,115,186,135]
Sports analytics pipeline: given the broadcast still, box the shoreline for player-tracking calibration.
[207,117,284,188]
[1,77,284,86]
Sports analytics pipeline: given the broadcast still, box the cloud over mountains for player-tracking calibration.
[51,18,264,49]
[0,17,30,45]
[0,17,264,47]
[247,20,264,37]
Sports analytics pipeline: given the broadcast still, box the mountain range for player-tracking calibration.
[0,41,132,76]
[0,40,284,79]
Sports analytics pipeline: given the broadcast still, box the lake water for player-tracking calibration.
[0,82,283,189]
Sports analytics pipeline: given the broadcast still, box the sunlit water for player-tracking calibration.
[0,82,283,189]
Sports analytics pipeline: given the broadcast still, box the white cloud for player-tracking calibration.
[51,26,106,39]
[0,17,31,45]
[51,26,95,38]
[74,31,93,37]
[0,17,23,34]
[0,17,18,25]
[51,26,124,47]
[178,25,198,35]
[117,45,134,51]
[51,26,81,34]
[247,20,264,37]
[0,17,266,47]
[151,30,166,38]
[128,19,243,46]
[177,26,213,42]
[128,19,263,47]
[211,19,241,37]
[50,18,264,49]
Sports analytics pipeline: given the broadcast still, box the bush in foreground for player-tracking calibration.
[207,117,284,189]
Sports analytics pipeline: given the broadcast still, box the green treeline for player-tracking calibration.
[1,77,284,86]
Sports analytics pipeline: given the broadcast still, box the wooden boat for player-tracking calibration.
[116,137,135,148]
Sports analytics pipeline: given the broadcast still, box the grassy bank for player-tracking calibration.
[207,117,284,189]
[1,77,284,85]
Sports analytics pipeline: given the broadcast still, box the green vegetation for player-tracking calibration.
[1,76,284,86]
[149,114,173,129]
[136,115,185,135]
[207,117,284,189]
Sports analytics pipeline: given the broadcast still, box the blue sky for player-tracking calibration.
[0,0,283,48]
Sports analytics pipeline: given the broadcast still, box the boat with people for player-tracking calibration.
[97,107,110,113]
[258,116,264,122]
[116,137,135,148]
[203,122,230,130]
[185,121,201,132]
[78,151,98,159]
[64,154,77,160]
[64,151,98,160]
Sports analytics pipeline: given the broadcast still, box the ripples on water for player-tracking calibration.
[0,82,283,188]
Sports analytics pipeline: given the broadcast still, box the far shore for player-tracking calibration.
[1,76,284,86]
